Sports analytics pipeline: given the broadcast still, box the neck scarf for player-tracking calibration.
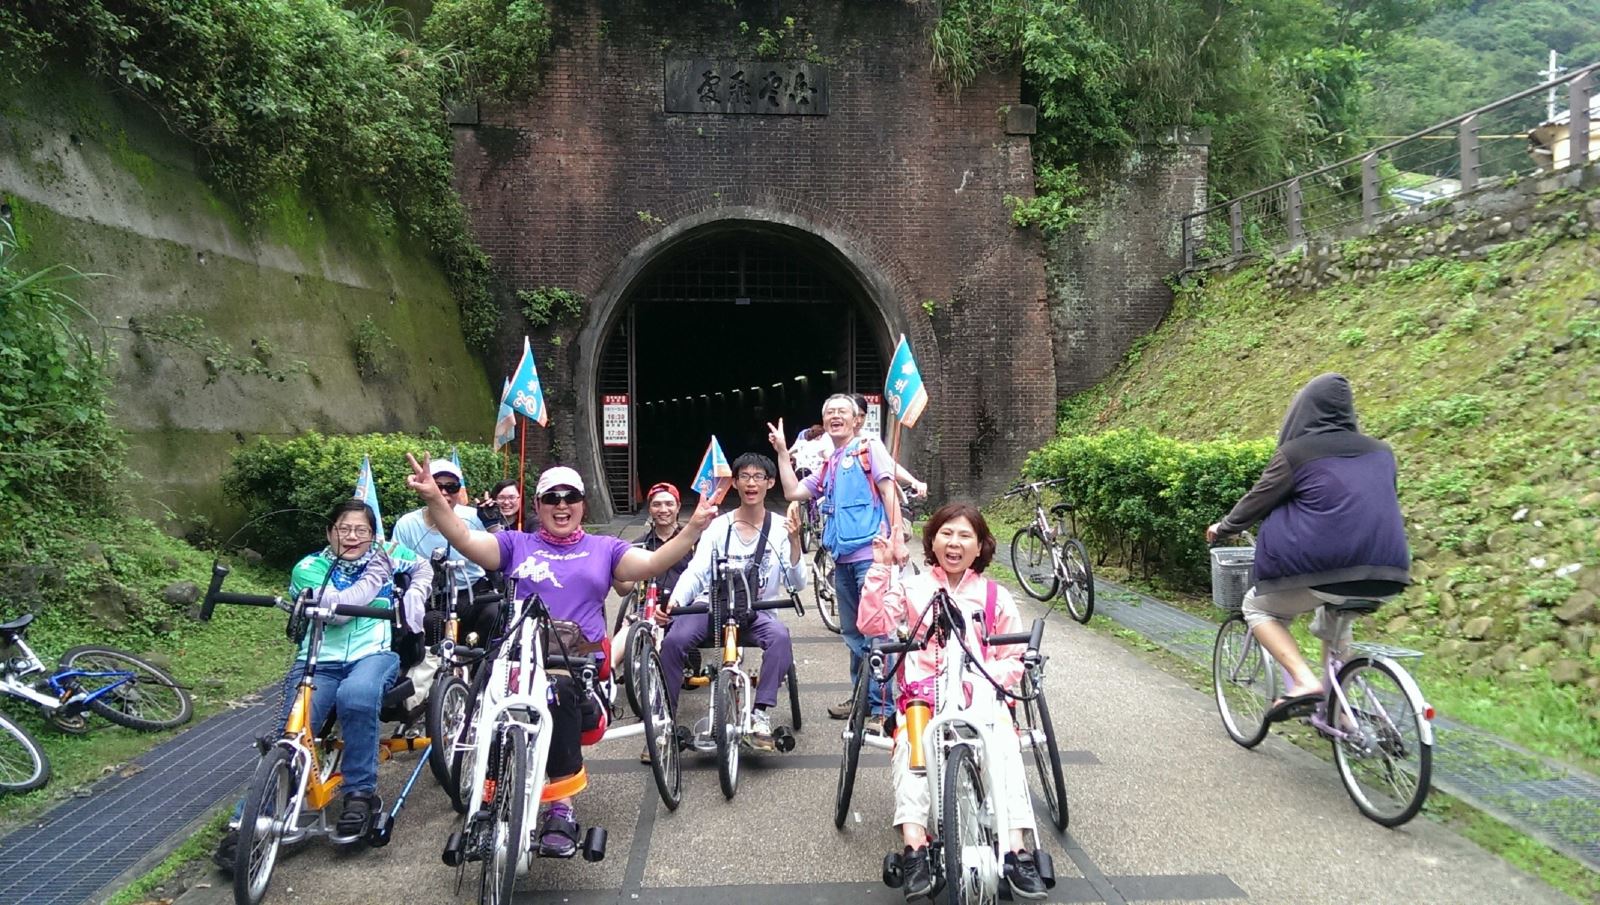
[537,527,586,546]
[324,545,378,584]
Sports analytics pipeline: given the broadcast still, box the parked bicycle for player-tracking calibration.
[1209,537,1434,827]
[1005,479,1095,623]
[0,611,192,794]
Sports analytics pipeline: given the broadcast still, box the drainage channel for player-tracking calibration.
[0,695,275,905]
[1093,578,1600,872]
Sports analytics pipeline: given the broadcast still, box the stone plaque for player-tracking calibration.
[665,59,828,115]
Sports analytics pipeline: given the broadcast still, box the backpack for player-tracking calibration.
[819,439,885,558]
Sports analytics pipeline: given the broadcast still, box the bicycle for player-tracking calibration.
[834,590,1062,902]
[0,610,192,793]
[1209,539,1435,827]
[202,563,432,905]
[613,576,683,809]
[1005,479,1095,624]
[423,557,506,793]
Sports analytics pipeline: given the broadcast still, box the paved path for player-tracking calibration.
[167,577,1573,905]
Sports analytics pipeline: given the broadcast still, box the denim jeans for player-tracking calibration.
[834,557,892,717]
[272,651,400,795]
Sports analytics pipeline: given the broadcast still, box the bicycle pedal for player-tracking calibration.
[1034,849,1056,889]
[881,852,904,888]
[581,826,607,863]
[442,830,466,867]
[367,814,395,848]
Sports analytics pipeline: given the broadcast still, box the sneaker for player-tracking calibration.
[334,791,379,841]
[902,845,935,901]
[1005,850,1048,900]
[537,802,578,858]
[863,714,888,737]
[212,828,239,874]
[749,709,775,750]
[828,697,855,720]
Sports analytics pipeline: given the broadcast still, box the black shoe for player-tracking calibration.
[213,828,239,874]
[335,791,380,841]
[902,845,934,901]
[1005,850,1048,900]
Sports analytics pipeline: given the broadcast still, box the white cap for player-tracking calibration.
[536,466,585,496]
[429,459,464,482]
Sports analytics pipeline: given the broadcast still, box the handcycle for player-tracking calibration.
[423,556,506,793]
[440,590,679,904]
[671,556,805,799]
[0,610,192,794]
[1209,538,1435,827]
[834,589,1064,902]
[202,562,437,905]
[1005,479,1095,624]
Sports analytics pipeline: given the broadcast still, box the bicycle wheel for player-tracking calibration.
[832,665,871,828]
[58,645,192,731]
[1019,671,1067,831]
[1332,658,1432,827]
[427,674,469,791]
[1009,529,1058,601]
[943,744,999,905]
[234,746,297,905]
[0,710,49,794]
[1060,538,1095,624]
[786,663,802,733]
[813,548,841,634]
[624,622,653,719]
[714,669,742,800]
[637,647,681,810]
[1212,614,1276,749]
[611,588,639,636]
[483,723,528,905]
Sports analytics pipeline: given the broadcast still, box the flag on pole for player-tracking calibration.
[353,455,386,542]
[690,436,733,505]
[493,378,517,451]
[450,445,465,488]
[507,336,548,426]
[884,334,929,429]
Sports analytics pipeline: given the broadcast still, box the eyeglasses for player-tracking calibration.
[494,494,520,504]
[332,526,373,539]
[434,481,462,495]
[734,473,770,484]
[539,490,584,506]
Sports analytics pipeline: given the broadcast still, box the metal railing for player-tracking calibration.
[1182,61,1598,270]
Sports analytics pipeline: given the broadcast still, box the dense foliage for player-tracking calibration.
[423,0,552,102]
[1024,429,1272,586]
[0,0,500,347]
[223,432,504,564]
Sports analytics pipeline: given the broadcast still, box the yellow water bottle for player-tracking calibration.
[723,623,738,665]
[904,701,931,774]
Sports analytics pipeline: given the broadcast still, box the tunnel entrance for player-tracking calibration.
[595,228,888,513]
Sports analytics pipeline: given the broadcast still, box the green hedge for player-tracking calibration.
[1024,429,1272,587]
[222,432,503,565]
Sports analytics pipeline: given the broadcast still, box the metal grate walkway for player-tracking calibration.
[0,695,275,905]
[1094,578,1600,872]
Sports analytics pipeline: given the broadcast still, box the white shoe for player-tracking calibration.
[749,709,776,750]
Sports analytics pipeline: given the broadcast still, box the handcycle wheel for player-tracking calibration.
[943,744,1000,905]
[1212,613,1276,749]
[0,710,49,794]
[234,745,297,905]
[1019,670,1068,831]
[1060,538,1095,624]
[832,665,871,828]
[813,548,841,634]
[1331,657,1432,827]
[58,645,193,730]
[637,647,682,810]
[714,669,742,800]
[1009,529,1058,602]
[427,674,470,791]
[786,663,802,733]
[483,723,529,905]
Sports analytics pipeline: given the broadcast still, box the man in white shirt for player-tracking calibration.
[393,459,499,642]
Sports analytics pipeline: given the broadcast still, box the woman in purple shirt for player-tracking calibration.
[405,456,713,857]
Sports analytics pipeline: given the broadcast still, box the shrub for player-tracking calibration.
[1024,429,1272,587]
[516,286,585,329]
[222,432,502,564]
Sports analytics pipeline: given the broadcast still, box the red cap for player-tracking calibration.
[646,482,680,504]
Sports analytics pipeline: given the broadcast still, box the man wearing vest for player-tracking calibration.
[770,394,904,734]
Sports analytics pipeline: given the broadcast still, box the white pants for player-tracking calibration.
[891,689,1035,836]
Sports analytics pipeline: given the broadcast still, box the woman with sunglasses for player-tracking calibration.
[404,455,714,858]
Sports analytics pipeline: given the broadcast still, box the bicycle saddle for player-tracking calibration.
[0,613,34,634]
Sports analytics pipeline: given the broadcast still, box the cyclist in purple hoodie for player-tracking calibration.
[1207,373,1411,718]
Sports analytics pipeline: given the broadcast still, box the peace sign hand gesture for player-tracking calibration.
[766,418,788,457]
[404,453,444,504]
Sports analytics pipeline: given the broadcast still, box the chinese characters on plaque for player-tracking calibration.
[665,59,829,116]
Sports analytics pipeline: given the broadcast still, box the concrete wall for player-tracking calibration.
[1048,129,1211,397]
[451,0,1055,517]
[0,73,495,529]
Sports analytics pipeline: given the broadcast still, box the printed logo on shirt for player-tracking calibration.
[511,556,566,588]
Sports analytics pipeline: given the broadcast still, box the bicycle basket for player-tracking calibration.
[1209,546,1255,610]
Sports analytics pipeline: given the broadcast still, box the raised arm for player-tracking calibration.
[857,536,905,637]
[615,499,716,583]
[768,418,812,502]
[405,453,502,570]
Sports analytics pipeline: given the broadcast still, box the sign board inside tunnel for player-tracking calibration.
[603,395,629,447]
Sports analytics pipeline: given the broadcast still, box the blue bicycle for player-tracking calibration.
[0,613,192,791]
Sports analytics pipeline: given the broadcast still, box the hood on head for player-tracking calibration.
[1278,373,1358,445]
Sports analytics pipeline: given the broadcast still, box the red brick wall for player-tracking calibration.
[452,0,1055,516]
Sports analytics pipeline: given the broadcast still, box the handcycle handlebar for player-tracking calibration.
[985,617,1046,652]
[202,562,397,624]
[546,654,601,673]
[871,638,923,657]
[664,595,799,617]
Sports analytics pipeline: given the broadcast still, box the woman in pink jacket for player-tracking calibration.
[858,502,1047,902]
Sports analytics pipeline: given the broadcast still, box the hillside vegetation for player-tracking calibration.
[1053,227,1600,769]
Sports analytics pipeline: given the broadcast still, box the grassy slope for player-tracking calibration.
[1053,228,1600,772]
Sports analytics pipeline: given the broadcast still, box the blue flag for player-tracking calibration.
[353,455,386,542]
[690,436,732,505]
[884,334,929,429]
[508,336,548,426]
[450,446,466,489]
[493,378,516,451]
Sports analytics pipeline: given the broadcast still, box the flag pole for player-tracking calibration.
[517,413,528,514]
